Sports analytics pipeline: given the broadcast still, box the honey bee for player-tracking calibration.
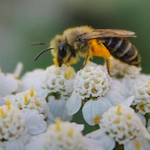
[33,26,141,75]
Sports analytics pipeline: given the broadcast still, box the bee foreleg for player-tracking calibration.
[82,50,93,69]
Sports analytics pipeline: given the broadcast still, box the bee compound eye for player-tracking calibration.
[59,45,66,57]
[60,45,65,51]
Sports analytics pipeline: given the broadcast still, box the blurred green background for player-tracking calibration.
[0,0,150,74]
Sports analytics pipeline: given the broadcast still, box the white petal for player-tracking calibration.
[122,77,144,92]
[124,137,150,150]
[4,134,30,150]
[48,96,72,121]
[71,123,85,132]
[22,109,47,135]
[4,141,25,150]
[0,74,18,97]
[87,130,115,150]
[66,91,82,115]
[82,98,111,125]
[21,69,45,91]
[83,137,104,150]
[0,97,5,106]
[13,62,23,78]
[106,80,129,105]
[121,96,134,107]
[25,136,44,150]
[136,113,146,126]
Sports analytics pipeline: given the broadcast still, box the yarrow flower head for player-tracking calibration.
[40,65,76,122]
[42,65,76,100]
[0,104,26,141]
[0,104,29,150]
[6,87,47,115]
[87,104,150,150]
[67,64,129,125]
[26,119,104,150]
[132,81,150,115]
[5,88,48,136]
[74,65,111,99]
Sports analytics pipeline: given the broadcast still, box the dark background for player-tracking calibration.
[0,0,150,74]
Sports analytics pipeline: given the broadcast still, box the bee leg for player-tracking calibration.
[106,58,112,76]
[82,50,93,69]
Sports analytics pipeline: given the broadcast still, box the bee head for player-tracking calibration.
[50,35,71,67]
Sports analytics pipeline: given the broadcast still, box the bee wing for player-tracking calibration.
[80,29,136,41]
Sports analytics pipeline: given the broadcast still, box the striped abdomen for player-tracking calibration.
[102,37,141,66]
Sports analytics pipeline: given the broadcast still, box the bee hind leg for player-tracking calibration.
[106,58,112,76]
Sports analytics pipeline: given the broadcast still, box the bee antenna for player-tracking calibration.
[31,42,47,46]
[34,48,53,61]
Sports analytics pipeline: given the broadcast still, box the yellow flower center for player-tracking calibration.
[114,119,120,124]
[55,118,61,131]
[68,128,74,138]
[135,140,141,149]
[127,114,132,120]
[116,104,122,115]
[65,68,73,79]
[6,99,11,110]
[93,115,101,124]
[24,94,29,105]
[0,108,6,118]
[30,86,34,97]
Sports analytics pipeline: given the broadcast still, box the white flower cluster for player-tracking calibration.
[42,65,75,99]
[132,81,150,115]
[26,120,104,150]
[74,65,111,99]
[0,104,29,150]
[67,64,129,125]
[0,105,26,141]
[87,104,150,150]
[1,55,150,150]
[6,88,47,115]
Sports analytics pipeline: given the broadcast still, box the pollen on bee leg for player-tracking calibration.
[30,86,34,97]
[55,118,61,131]
[116,104,122,115]
[24,94,29,105]
[0,108,6,118]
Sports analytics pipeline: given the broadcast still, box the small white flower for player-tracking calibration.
[42,65,75,99]
[26,119,104,150]
[0,63,23,105]
[132,81,150,115]
[5,88,48,136]
[109,57,141,78]
[67,64,129,125]
[42,65,76,122]
[21,69,47,98]
[87,104,150,150]
[0,104,29,150]
[121,75,149,93]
